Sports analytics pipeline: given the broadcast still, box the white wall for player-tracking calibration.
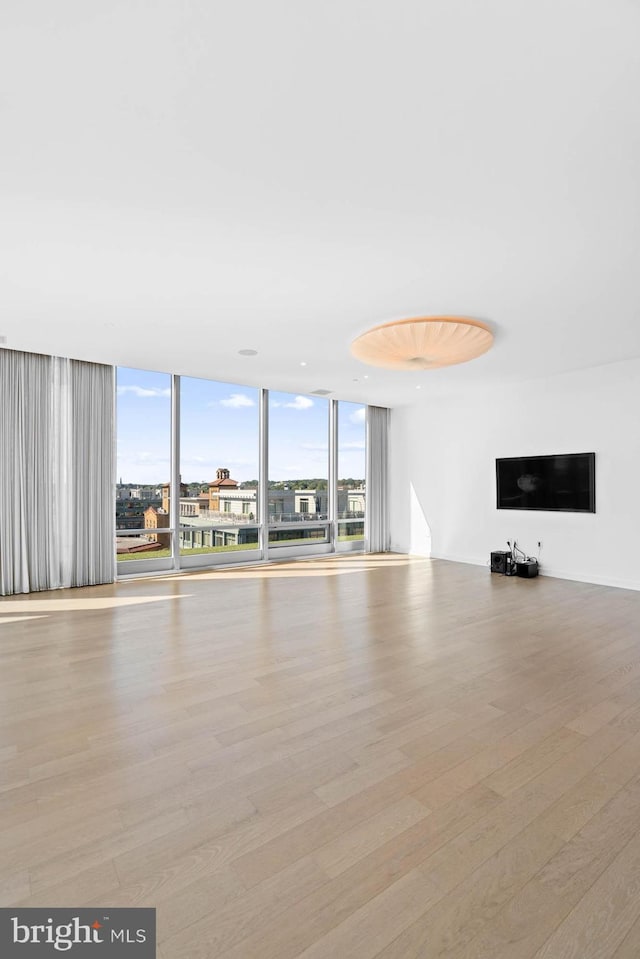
[389,357,640,590]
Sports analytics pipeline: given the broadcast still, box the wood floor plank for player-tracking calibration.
[292,867,441,959]
[27,809,190,897]
[439,767,640,959]
[612,916,640,958]
[0,807,124,876]
[3,555,640,958]
[374,818,566,959]
[312,796,430,879]
[15,861,121,910]
[532,823,640,959]
[481,727,587,796]
[0,870,30,907]
[157,856,331,957]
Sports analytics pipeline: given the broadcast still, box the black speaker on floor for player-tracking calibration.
[516,559,539,578]
[490,550,508,573]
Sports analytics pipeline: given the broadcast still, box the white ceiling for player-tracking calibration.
[1,0,639,407]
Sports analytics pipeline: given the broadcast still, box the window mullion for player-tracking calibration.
[170,373,181,570]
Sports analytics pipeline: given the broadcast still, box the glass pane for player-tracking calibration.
[179,526,259,555]
[179,377,259,555]
[337,519,365,542]
[268,526,329,546]
[116,368,172,563]
[268,391,328,528]
[337,402,366,540]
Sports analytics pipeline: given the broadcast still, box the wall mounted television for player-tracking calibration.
[496,453,596,513]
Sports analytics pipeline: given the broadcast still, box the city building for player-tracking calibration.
[138,469,366,553]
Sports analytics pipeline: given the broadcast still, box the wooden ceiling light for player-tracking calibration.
[350,316,493,370]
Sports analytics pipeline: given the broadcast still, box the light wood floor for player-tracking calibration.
[3,555,640,958]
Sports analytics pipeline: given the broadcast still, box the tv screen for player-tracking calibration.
[496,453,595,513]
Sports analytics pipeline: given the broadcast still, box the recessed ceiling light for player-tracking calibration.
[416,385,421,390]
[300,361,307,367]
[238,349,258,356]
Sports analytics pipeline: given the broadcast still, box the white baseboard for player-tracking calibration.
[428,552,640,593]
[533,566,639,592]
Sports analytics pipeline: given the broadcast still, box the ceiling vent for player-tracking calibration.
[311,389,332,395]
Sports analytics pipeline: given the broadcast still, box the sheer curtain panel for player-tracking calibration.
[0,348,115,595]
[365,405,390,553]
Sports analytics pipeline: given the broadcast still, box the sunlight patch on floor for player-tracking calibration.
[0,615,49,625]
[0,595,190,613]
[155,554,426,583]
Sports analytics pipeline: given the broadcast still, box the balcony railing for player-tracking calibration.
[179,510,365,524]
[269,512,327,523]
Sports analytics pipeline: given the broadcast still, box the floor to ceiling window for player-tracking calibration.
[337,401,366,546]
[267,391,331,553]
[179,377,260,566]
[115,368,173,569]
[115,371,372,573]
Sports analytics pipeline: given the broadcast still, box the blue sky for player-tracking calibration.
[116,368,365,484]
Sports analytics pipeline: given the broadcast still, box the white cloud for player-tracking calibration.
[116,451,170,483]
[284,396,314,410]
[301,442,328,452]
[117,385,171,398]
[349,407,366,424]
[220,393,255,409]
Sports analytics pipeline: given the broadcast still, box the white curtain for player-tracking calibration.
[365,405,390,553]
[0,348,115,595]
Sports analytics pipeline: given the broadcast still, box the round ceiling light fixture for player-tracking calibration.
[238,348,258,356]
[350,316,493,370]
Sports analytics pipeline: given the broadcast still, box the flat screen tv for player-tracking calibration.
[496,453,595,513]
